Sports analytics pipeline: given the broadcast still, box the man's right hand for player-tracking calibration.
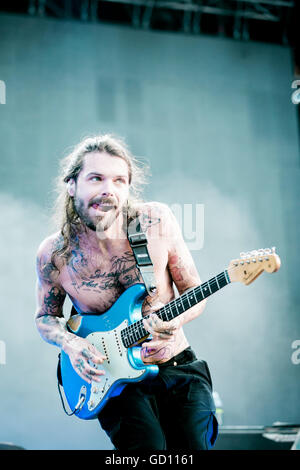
[62,335,106,384]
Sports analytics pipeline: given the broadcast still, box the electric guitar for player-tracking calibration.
[60,247,281,420]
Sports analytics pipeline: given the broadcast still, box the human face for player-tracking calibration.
[70,152,130,234]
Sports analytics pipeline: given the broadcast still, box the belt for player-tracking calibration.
[158,346,196,368]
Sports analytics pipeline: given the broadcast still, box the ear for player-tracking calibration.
[67,178,75,197]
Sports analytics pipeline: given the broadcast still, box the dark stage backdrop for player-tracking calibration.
[0,13,299,450]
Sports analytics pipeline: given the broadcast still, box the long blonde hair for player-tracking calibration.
[50,133,149,268]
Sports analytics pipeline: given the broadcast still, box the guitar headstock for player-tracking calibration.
[227,247,281,285]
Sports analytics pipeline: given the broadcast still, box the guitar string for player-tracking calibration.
[121,270,229,344]
[121,258,270,345]
[122,270,231,343]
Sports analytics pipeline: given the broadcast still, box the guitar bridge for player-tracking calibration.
[101,337,110,364]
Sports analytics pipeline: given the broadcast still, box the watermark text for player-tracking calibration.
[95,203,204,250]
[291,80,300,105]
[291,339,300,365]
[0,340,6,365]
[0,80,6,104]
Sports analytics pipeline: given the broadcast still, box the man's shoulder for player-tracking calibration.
[131,201,175,237]
[133,201,172,219]
[36,231,63,261]
[36,232,64,284]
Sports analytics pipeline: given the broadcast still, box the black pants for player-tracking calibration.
[98,347,218,451]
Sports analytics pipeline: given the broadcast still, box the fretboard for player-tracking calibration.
[121,270,230,348]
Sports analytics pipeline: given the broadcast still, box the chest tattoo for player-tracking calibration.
[66,248,143,293]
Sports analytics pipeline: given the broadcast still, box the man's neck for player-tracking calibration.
[79,211,128,254]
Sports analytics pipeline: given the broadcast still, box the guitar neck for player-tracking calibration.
[121,270,231,348]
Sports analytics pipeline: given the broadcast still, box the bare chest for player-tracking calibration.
[59,239,173,314]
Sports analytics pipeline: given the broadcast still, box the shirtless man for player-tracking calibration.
[35,134,218,450]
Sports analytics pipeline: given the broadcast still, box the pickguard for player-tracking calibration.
[86,320,146,412]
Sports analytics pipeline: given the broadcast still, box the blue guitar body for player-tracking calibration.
[60,283,159,420]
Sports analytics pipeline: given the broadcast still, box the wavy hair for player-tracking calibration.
[50,133,150,268]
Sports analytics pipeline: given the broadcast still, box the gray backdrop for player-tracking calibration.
[0,13,299,450]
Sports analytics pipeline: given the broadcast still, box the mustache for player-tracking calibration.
[89,197,117,207]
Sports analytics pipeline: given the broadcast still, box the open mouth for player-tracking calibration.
[91,203,115,212]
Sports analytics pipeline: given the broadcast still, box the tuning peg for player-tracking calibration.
[250,250,260,258]
[240,252,252,259]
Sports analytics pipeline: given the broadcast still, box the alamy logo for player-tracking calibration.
[291,80,300,105]
[0,340,6,365]
[95,203,205,251]
[0,80,6,104]
[291,340,300,365]
[171,203,204,251]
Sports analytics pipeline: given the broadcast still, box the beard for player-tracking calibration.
[73,194,126,238]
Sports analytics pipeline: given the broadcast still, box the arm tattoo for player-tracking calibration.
[168,254,185,282]
[43,286,66,316]
[168,252,200,293]
[36,254,58,284]
[36,235,64,284]
[143,345,173,363]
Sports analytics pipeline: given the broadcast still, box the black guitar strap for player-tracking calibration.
[127,215,157,297]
